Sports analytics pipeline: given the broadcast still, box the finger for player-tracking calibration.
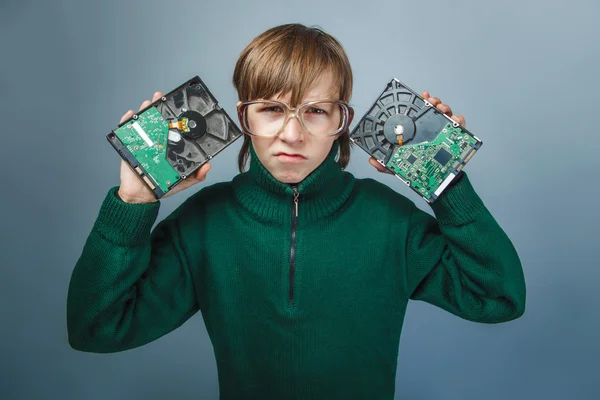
[369,157,393,175]
[152,91,163,102]
[451,115,466,127]
[421,91,430,99]
[369,157,385,171]
[138,100,152,112]
[119,110,134,124]
[428,97,441,106]
[436,103,453,116]
[194,163,211,181]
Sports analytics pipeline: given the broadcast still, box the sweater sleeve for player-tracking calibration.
[67,187,199,353]
[403,172,526,323]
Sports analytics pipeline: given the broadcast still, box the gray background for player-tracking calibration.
[1,0,598,399]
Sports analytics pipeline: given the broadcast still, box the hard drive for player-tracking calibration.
[350,78,482,203]
[107,76,242,199]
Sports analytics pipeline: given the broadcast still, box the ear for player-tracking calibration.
[334,106,355,139]
[334,107,354,139]
[236,101,244,126]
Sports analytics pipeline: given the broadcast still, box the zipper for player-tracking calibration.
[289,186,299,305]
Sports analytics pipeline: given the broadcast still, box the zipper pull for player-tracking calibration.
[293,186,299,217]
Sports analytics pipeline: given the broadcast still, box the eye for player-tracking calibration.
[306,107,327,115]
[259,105,284,113]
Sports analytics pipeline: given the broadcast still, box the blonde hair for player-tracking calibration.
[233,23,353,172]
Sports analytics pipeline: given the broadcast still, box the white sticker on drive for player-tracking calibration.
[434,172,457,197]
[168,130,182,142]
[132,122,154,147]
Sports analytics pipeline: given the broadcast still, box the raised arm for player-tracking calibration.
[403,172,526,323]
[66,92,212,352]
[66,189,200,352]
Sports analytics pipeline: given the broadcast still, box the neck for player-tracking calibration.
[232,141,355,225]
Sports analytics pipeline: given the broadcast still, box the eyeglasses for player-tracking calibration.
[237,99,353,137]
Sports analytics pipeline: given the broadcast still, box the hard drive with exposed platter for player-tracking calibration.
[107,76,242,199]
[350,78,482,203]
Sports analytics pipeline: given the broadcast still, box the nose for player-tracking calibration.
[278,114,305,144]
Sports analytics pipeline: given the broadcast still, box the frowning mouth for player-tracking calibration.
[274,152,307,162]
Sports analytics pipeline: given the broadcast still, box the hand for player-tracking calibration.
[116,91,211,204]
[368,90,466,175]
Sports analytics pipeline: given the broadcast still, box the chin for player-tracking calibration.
[275,174,304,184]
[273,169,307,184]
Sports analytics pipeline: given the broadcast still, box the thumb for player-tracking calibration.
[369,157,394,175]
[193,162,211,181]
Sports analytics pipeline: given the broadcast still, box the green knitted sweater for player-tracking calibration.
[67,143,526,399]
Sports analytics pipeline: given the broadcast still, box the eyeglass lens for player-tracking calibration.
[244,101,344,136]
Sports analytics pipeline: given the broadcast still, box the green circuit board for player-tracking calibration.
[386,122,479,200]
[114,107,180,193]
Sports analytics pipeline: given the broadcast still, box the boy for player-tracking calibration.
[67,23,525,399]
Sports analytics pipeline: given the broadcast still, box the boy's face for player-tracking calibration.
[241,71,348,184]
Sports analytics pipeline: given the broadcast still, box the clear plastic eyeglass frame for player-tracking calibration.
[237,99,354,137]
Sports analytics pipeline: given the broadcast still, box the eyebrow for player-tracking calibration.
[271,89,340,103]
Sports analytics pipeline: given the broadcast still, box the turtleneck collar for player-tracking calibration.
[232,140,355,225]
